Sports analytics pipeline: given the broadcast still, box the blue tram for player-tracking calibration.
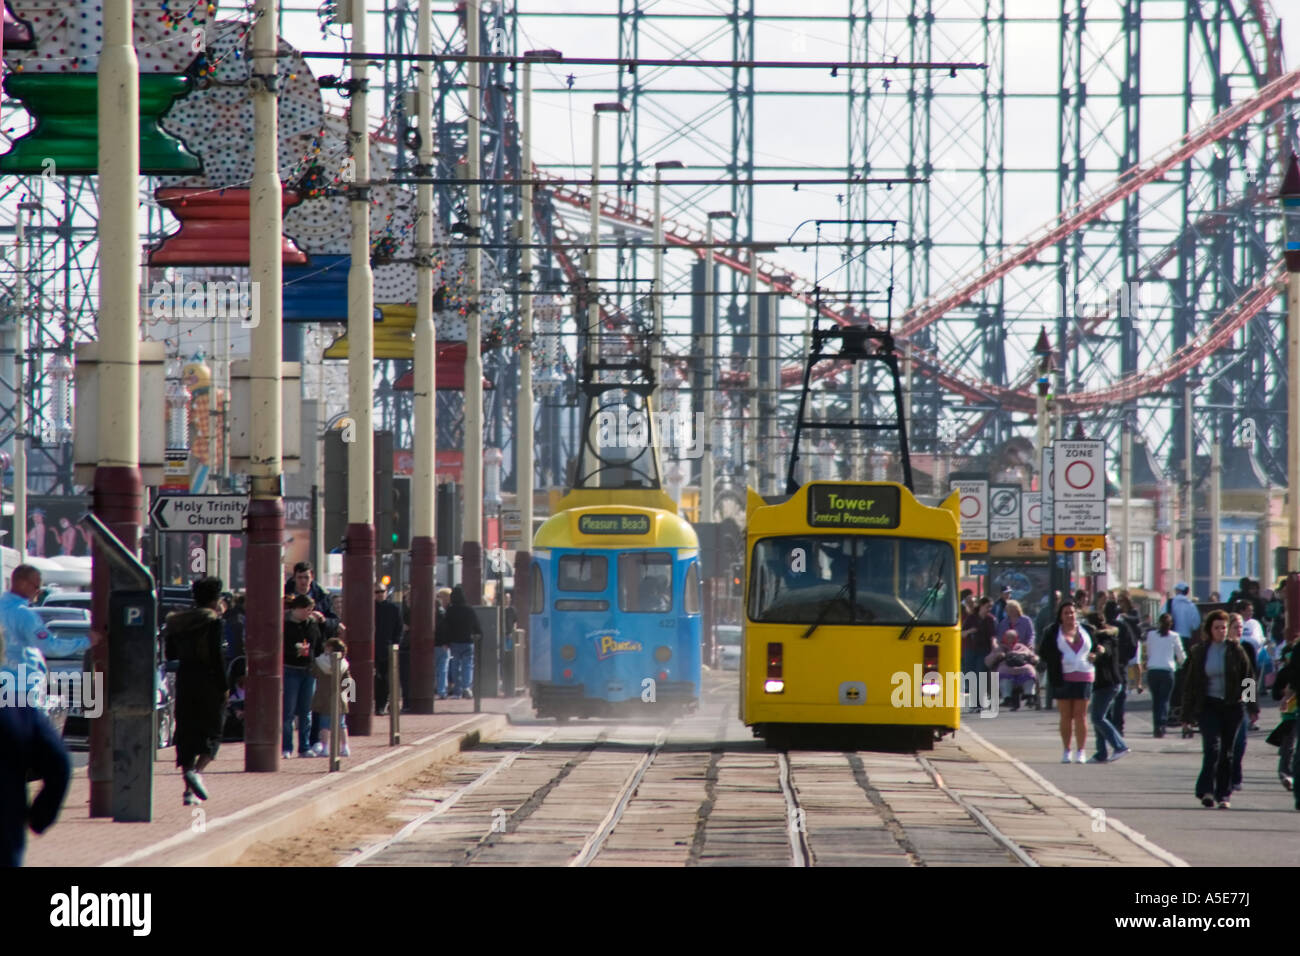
[529,494,703,720]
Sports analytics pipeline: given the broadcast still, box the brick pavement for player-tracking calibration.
[25,696,527,867]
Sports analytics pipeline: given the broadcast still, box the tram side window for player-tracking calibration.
[531,563,544,614]
[619,552,673,613]
[557,554,608,592]
[683,562,701,614]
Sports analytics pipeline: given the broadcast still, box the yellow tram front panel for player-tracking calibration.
[741,482,962,732]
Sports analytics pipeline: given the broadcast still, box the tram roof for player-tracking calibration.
[746,482,960,540]
[535,492,698,550]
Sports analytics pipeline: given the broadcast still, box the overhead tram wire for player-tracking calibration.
[299,51,986,72]
[384,176,928,187]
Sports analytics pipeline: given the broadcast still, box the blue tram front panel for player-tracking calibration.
[530,547,701,716]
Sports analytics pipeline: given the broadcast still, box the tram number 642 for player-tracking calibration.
[917,632,941,643]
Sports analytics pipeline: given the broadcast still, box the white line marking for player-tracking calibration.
[962,727,1189,867]
[342,729,557,867]
[100,716,485,867]
[570,729,667,867]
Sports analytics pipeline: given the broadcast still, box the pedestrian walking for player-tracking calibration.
[443,585,482,699]
[0,702,70,866]
[283,594,323,758]
[1139,612,1185,737]
[1182,609,1253,809]
[1104,600,1138,734]
[962,597,996,712]
[1038,601,1094,764]
[374,584,403,714]
[163,577,230,805]
[434,587,452,699]
[1169,581,1201,645]
[1227,613,1252,792]
[1086,610,1129,763]
[1267,631,1298,792]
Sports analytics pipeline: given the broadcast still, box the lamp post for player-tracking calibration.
[1183,373,1201,596]
[652,159,683,411]
[462,0,483,604]
[514,49,562,674]
[1280,152,1300,642]
[409,0,437,713]
[244,0,287,765]
[701,209,734,526]
[586,102,627,371]
[13,200,38,564]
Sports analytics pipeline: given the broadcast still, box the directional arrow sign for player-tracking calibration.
[150,494,249,533]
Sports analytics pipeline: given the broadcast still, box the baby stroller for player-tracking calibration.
[223,656,247,741]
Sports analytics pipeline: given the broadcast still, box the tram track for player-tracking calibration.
[777,752,811,867]
[570,729,667,867]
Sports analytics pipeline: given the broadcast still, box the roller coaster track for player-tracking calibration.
[536,66,1300,416]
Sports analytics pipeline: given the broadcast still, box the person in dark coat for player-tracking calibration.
[164,577,230,805]
[443,585,482,699]
[0,702,70,866]
[283,594,324,757]
[434,587,452,699]
[374,584,405,714]
[1182,609,1254,808]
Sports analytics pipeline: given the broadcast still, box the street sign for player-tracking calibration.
[1051,439,1106,550]
[968,562,988,575]
[950,478,988,555]
[502,509,522,541]
[150,494,249,533]
[1022,491,1042,538]
[988,484,1021,542]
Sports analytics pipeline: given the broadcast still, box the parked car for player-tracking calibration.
[31,605,92,625]
[41,618,174,750]
[38,589,93,610]
[715,624,742,671]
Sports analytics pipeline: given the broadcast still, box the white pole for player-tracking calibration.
[587,109,600,370]
[1184,380,1195,591]
[747,251,758,489]
[344,0,377,729]
[1210,425,1221,598]
[701,217,714,524]
[409,0,437,711]
[462,0,484,601]
[14,210,27,563]
[1120,422,1131,587]
[1289,269,1300,575]
[652,168,663,407]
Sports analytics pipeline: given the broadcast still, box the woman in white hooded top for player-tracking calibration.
[1037,601,1095,763]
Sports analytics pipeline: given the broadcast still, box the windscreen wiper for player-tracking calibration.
[898,550,948,641]
[802,553,855,640]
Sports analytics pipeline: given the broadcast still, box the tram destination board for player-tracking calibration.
[578,513,651,535]
[806,484,901,529]
[150,494,250,533]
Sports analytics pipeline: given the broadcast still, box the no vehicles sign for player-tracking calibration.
[950,478,988,554]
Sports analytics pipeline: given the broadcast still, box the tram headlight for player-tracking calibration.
[654,645,672,663]
[764,679,785,694]
[560,644,577,661]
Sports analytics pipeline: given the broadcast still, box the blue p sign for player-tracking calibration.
[124,606,143,627]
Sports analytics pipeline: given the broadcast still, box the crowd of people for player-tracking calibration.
[961,576,1299,811]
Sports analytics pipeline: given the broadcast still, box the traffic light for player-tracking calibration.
[392,476,411,550]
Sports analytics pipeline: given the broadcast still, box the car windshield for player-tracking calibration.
[715,627,742,646]
[748,535,956,627]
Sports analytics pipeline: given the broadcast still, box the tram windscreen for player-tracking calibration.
[558,554,608,592]
[748,535,957,626]
[619,552,673,613]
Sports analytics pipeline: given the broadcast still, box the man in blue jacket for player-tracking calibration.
[1169,581,1202,644]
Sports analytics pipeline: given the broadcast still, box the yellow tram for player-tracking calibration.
[741,481,962,747]
[739,318,963,749]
